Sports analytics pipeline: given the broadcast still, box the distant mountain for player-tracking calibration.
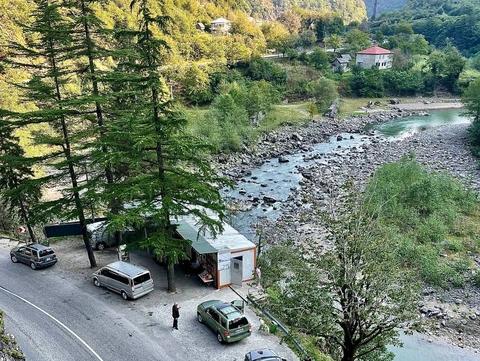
[364,0,407,17]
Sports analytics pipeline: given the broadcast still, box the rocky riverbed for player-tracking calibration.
[219,105,480,353]
[267,123,480,351]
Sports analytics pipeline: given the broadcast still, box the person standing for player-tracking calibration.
[172,303,180,330]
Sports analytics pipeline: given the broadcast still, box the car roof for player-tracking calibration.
[26,243,52,251]
[216,303,244,320]
[247,349,280,360]
[104,261,149,277]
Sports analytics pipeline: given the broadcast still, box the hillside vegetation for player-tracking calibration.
[372,0,480,56]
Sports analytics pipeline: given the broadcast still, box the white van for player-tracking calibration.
[92,261,154,300]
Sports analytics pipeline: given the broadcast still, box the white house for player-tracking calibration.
[175,216,256,289]
[210,17,232,34]
[355,46,393,70]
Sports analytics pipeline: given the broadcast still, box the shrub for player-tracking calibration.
[244,58,287,85]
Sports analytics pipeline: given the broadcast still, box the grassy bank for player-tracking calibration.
[185,102,311,153]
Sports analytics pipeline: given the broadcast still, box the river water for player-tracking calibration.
[228,109,479,360]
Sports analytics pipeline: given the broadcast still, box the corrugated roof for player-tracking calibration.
[357,46,393,55]
[176,221,217,254]
[175,215,255,254]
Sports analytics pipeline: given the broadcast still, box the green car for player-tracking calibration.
[197,299,251,343]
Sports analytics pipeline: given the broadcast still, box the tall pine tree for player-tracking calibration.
[1,0,96,266]
[105,0,230,292]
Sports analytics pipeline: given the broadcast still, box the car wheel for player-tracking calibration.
[216,332,224,343]
[197,313,203,323]
[11,255,18,263]
[93,278,100,287]
[96,242,106,251]
[30,262,37,270]
[121,291,129,300]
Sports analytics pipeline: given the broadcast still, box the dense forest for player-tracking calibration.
[372,0,480,56]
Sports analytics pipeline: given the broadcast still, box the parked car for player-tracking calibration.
[245,349,287,361]
[197,299,251,343]
[87,221,140,250]
[10,243,57,270]
[92,261,154,300]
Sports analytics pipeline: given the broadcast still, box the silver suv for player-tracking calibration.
[92,261,154,300]
[10,244,57,270]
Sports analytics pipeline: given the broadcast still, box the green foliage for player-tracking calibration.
[382,69,424,95]
[345,29,371,53]
[425,46,466,93]
[201,80,280,152]
[261,191,419,361]
[244,58,287,85]
[307,47,331,71]
[463,79,480,155]
[349,67,385,97]
[365,156,478,287]
[372,0,480,56]
[307,78,338,113]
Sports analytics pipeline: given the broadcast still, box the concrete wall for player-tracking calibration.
[218,248,255,287]
[356,53,393,69]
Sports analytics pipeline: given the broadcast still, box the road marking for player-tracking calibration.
[0,285,105,361]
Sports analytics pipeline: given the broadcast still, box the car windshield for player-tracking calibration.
[133,272,151,285]
[229,316,248,329]
[39,249,54,257]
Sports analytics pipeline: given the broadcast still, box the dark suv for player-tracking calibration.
[10,244,57,270]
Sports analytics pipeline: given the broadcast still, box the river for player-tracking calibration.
[227,108,479,360]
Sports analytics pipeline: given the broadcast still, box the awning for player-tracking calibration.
[176,221,217,254]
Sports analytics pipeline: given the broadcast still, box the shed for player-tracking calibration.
[332,54,352,73]
[175,216,256,289]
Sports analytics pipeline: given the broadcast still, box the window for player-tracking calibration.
[101,269,114,277]
[111,272,129,285]
[221,318,227,328]
[24,249,32,257]
[209,309,220,323]
[133,272,151,285]
[39,249,54,257]
[229,317,249,330]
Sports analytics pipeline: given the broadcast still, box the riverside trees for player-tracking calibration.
[261,188,420,361]
[0,0,227,278]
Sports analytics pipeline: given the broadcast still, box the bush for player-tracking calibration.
[306,78,339,113]
[349,67,384,97]
[244,58,287,85]
[472,271,480,287]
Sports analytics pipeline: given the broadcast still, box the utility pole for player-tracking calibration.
[372,0,379,20]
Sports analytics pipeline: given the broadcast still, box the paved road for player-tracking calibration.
[0,248,187,361]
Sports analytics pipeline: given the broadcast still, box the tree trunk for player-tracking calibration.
[80,0,122,245]
[341,342,356,361]
[47,36,96,268]
[18,197,36,243]
[167,257,176,293]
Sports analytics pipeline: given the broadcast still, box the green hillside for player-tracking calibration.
[372,0,480,56]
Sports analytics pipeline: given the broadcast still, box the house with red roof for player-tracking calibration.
[355,45,393,70]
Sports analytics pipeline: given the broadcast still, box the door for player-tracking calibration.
[231,299,245,313]
[230,256,243,286]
